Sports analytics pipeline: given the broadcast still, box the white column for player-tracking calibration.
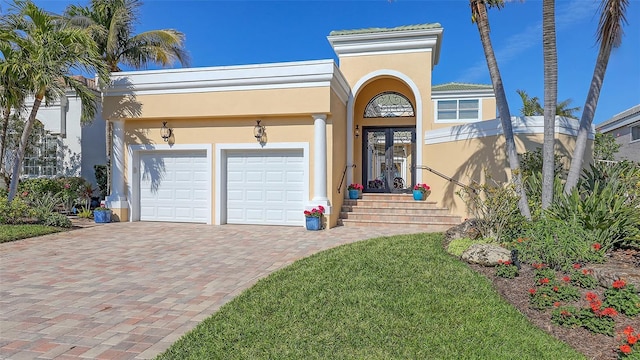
[311,114,330,211]
[105,119,128,209]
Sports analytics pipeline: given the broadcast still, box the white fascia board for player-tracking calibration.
[425,116,595,144]
[330,63,351,105]
[327,28,443,65]
[596,110,640,133]
[431,90,495,99]
[104,59,344,97]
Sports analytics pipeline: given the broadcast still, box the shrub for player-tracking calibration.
[603,280,640,317]
[41,212,72,228]
[457,178,528,242]
[94,164,108,199]
[18,178,63,198]
[567,264,598,289]
[30,192,63,222]
[495,260,518,278]
[551,305,582,328]
[619,326,640,359]
[552,293,618,337]
[514,217,604,271]
[0,196,34,224]
[529,281,580,310]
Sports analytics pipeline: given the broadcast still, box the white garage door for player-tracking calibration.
[139,151,209,223]
[227,150,304,226]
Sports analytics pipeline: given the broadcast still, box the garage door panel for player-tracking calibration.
[139,151,208,223]
[227,150,303,226]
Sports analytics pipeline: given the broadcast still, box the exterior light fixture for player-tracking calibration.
[355,125,360,138]
[254,120,266,142]
[160,122,172,142]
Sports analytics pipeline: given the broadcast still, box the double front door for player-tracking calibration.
[362,127,416,193]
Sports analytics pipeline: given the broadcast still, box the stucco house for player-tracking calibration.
[9,76,106,187]
[595,104,640,162]
[102,24,591,228]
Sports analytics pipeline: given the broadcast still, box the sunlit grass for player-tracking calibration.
[0,224,65,243]
[158,233,584,360]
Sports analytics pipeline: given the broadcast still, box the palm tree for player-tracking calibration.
[564,0,629,193]
[1,0,109,201]
[516,89,543,116]
[516,90,580,119]
[64,0,190,196]
[541,0,557,209]
[470,0,532,220]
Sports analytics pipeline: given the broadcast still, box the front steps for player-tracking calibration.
[338,193,462,232]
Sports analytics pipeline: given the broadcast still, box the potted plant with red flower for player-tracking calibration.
[304,205,325,230]
[347,183,363,199]
[412,183,431,201]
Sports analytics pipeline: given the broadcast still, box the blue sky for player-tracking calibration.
[29,0,640,125]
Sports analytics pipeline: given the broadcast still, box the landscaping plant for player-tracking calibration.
[514,217,604,271]
[603,280,640,317]
[495,259,518,278]
[619,326,640,359]
[568,263,598,289]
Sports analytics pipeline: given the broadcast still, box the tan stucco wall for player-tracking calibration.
[481,98,497,120]
[423,133,593,219]
[103,87,332,120]
[106,80,349,228]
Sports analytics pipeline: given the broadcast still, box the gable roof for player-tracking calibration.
[432,82,493,92]
[329,23,442,36]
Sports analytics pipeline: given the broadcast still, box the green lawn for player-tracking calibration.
[157,233,584,360]
[0,224,65,243]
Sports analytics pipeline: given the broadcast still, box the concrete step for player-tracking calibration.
[338,219,456,232]
[340,205,451,215]
[339,212,461,223]
[343,199,440,209]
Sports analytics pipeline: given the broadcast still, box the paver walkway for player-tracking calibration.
[0,222,430,359]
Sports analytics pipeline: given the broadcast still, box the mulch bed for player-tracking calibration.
[469,250,640,360]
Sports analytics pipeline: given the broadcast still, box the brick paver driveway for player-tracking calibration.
[1,222,429,359]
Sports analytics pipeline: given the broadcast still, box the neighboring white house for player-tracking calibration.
[596,104,640,162]
[13,76,106,186]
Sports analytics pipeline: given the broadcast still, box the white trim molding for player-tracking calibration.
[105,59,351,104]
[127,144,213,224]
[215,142,312,226]
[424,116,595,145]
[347,69,424,184]
[327,27,443,66]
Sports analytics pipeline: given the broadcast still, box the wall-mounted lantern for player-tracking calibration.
[160,122,172,142]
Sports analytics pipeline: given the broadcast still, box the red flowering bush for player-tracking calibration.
[495,259,518,278]
[304,205,325,218]
[568,264,598,289]
[603,280,640,317]
[528,270,580,310]
[580,292,617,336]
[619,326,640,359]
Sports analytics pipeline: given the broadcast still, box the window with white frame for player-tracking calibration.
[23,128,59,177]
[631,125,640,142]
[436,99,480,122]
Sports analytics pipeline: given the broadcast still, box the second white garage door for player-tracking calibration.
[139,151,209,223]
[226,150,304,226]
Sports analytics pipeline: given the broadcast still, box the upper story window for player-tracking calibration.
[364,92,415,118]
[436,99,480,122]
[631,125,640,142]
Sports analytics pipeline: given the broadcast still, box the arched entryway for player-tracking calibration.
[352,76,418,193]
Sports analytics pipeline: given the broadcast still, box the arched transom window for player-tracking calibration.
[364,91,415,118]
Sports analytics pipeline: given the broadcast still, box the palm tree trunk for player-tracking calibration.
[473,1,532,220]
[564,44,611,193]
[542,0,557,209]
[0,106,11,184]
[7,95,43,201]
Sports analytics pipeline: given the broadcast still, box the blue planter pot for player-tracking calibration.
[413,190,424,201]
[348,189,360,200]
[94,210,112,223]
[305,216,321,231]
